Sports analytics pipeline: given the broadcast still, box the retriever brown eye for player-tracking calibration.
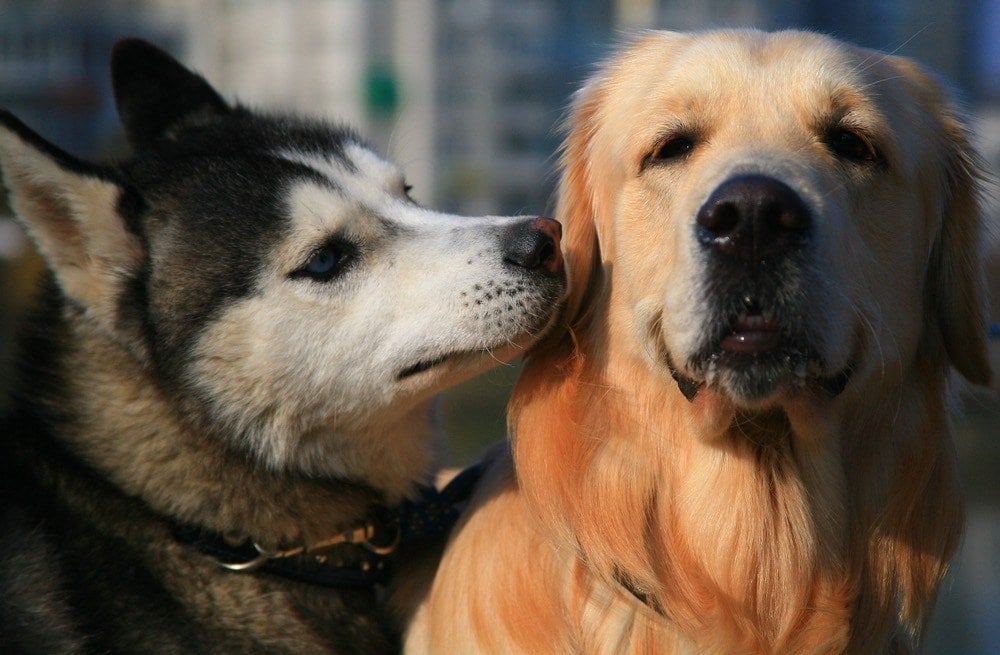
[825,128,879,164]
[652,135,696,162]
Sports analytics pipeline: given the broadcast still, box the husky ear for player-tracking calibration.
[0,112,144,336]
[111,38,231,150]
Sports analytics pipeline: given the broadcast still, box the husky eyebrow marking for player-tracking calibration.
[279,148,365,181]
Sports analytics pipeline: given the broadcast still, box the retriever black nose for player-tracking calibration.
[696,175,811,261]
[502,217,563,273]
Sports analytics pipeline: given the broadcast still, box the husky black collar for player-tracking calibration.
[174,462,483,588]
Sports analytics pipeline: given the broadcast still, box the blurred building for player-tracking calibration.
[432,1,613,215]
[143,0,613,217]
[0,0,615,216]
[2,0,994,218]
[0,1,158,156]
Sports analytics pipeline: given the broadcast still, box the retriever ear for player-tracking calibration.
[0,112,144,339]
[934,136,992,386]
[555,79,608,332]
[895,60,994,387]
[111,38,231,150]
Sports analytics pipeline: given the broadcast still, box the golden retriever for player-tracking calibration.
[406,29,993,654]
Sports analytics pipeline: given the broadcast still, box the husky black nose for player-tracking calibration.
[696,175,811,261]
[502,217,563,273]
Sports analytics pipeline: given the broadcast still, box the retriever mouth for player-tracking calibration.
[396,355,450,380]
[666,302,854,403]
[720,308,783,354]
[670,356,854,404]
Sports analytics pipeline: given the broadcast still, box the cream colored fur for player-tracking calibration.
[408,30,992,654]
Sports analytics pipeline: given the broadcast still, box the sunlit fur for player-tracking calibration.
[408,30,992,654]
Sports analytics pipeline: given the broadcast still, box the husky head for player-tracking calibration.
[0,39,565,498]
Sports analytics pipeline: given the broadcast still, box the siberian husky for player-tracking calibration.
[0,39,564,653]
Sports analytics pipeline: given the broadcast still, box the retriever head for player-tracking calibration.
[551,30,990,435]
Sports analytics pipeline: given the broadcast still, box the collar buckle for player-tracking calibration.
[217,518,401,572]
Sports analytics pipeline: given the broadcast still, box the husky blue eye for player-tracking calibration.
[293,241,353,282]
[308,248,338,274]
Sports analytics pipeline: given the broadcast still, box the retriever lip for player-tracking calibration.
[396,355,449,380]
[666,357,703,401]
[817,363,854,397]
[671,358,853,404]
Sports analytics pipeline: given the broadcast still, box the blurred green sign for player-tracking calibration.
[364,64,398,119]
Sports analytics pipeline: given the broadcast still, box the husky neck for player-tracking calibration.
[511,323,961,652]
[20,289,440,545]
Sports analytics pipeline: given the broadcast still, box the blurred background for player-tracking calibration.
[0,0,996,651]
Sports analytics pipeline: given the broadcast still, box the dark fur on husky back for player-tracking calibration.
[0,40,420,654]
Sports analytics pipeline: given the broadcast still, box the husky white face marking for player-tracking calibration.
[189,142,565,493]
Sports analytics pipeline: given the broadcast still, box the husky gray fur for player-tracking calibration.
[0,39,565,654]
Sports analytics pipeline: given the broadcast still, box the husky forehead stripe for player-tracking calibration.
[157,110,365,165]
[280,143,399,189]
[279,145,422,229]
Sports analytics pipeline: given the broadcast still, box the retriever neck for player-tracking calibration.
[510,326,961,653]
